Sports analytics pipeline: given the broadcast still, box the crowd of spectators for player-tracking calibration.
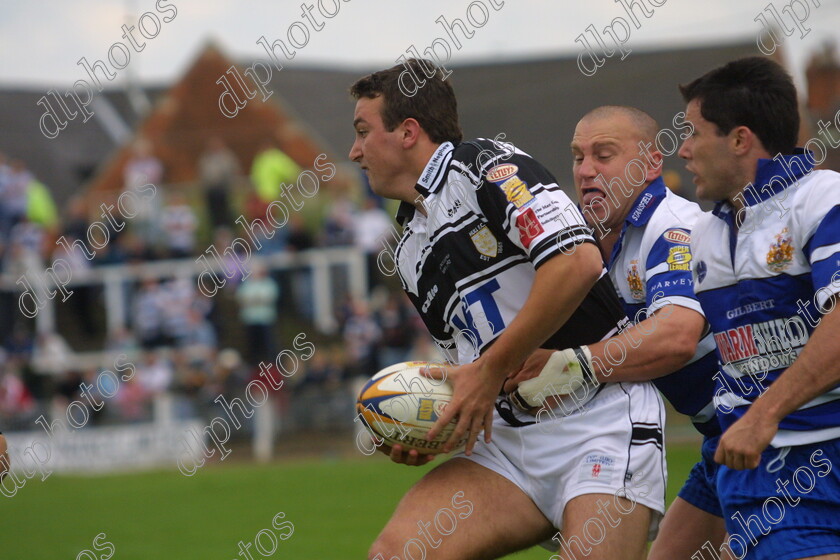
[0,153,59,288]
[0,285,435,434]
[0,137,437,438]
[1,138,396,269]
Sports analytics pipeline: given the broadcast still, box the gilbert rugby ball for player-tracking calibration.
[356,361,467,454]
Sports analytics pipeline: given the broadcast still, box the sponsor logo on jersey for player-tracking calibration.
[667,245,691,271]
[439,253,452,274]
[485,163,518,183]
[627,260,644,300]
[767,227,794,273]
[444,199,464,218]
[421,143,450,185]
[417,398,438,421]
[498,176,534,208]
[469,224,499,259]
[649,278,692,291]
[725,299,776,320]
[422,284,439,313]
[630,193,654,222]
[515,208,544,248]
[663,229,691,244]
[713,316,809,374]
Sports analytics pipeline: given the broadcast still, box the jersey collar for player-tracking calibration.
[625,177,667,227]
[396,141,455,226]
[606,178,667,268]
[417,141,454,193]
[713,149,813,217]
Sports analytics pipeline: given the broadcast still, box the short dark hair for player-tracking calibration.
[350,59,463,144]
[679,56,799,155]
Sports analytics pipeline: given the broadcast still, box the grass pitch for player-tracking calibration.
[2,440,700,559]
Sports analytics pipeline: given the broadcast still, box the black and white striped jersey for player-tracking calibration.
[393,138,628,365]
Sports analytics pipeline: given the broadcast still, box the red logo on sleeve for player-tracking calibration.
[516,208,544,248]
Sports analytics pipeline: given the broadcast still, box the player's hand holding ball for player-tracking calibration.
[423,359,498,455]
[381,443,437,467]
[356,361,467,464]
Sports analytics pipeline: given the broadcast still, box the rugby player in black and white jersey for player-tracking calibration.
[349,59,666,560]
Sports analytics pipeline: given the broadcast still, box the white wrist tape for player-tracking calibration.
[510,346,596,409]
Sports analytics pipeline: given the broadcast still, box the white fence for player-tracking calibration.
[3,246,367,344]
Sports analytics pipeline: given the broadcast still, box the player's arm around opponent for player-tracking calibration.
[505,106,704,394]
[505,303,704,392]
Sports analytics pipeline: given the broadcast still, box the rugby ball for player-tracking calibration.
[356,361,467,454]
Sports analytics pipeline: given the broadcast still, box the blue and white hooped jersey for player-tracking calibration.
[691,151,840,447]
[608,178,719,437]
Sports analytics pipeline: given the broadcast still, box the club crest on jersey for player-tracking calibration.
[627,260,644,300]
[667,246,691,271]
[469,224,500,259]
[485,164,518,183]
[767,227,794,272]
[498,175,534,209]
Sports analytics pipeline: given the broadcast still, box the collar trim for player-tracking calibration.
[395,142,455,226]
[714,149,814,216]
[626,177,667,227]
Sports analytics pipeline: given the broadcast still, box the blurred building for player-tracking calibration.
[0,39,780,208]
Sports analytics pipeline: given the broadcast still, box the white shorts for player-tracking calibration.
[452,381,667,544]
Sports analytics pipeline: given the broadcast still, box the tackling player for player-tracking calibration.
[679,57,840,559]
[504,105,726,558]
[349,59,666,559]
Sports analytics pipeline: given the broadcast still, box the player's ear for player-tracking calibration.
[730,125,754,156]
[644,149,664,182]
[401,118,422,148]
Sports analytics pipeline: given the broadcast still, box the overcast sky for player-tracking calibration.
[1,0,838,91]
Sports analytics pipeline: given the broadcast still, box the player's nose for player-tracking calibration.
[576,156,596,178]
[349,139,362,163]
[678,139,691,160]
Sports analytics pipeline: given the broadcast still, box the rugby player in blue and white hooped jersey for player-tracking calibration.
[679,57,840,560]
[505,106,726,558]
